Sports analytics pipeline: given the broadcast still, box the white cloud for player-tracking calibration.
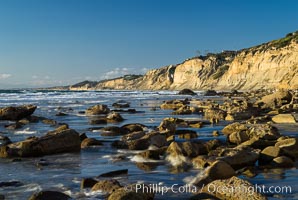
[99,67,147,80]
[0,73,12,79]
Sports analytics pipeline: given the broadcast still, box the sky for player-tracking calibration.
[0,0,297,88]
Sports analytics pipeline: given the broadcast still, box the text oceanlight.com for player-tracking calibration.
[125,183,292,196]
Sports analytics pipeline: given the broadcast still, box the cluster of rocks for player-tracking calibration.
[1,89,298,199]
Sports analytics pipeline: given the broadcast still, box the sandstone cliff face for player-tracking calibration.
[69,32,298,91]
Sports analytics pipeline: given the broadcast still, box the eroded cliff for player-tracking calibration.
[69,31,298,91]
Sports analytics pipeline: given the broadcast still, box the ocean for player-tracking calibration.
[0,90,297,199]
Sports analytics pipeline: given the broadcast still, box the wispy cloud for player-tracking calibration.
[30,75,69,87]
[0,73,12,79]
[100,67,147,80]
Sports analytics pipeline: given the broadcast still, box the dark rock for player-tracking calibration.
[204,90,218,96]
[81,138,103,148]
[90,117,107,124]
[79,133,88,141]
[80,178,98,189]
[271,156,294,168]
[0,181,23,187]
[86,104,110,115]
[106,112,124,122]
[178,89,196,95]
[98,169,128,177]
[0,104,37,121]
[101,126,123,136]
[121,123,145,134]
[5,122,23,130]
[0,129,81,158]
[112,102,130,108]
[55,112,68,116]
[28,190,71,200]
[91,179,122,193]
[0,135,11,146]
[259,146,282,164]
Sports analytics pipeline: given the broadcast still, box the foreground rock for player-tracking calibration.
[108,184,154,200]
[0,129,81,157]
[0,104,37,121]
[210,146,260,169]
[28,190,71,200]
[201,176,267,200]
[91,179,122,193]
[194,160,236,186]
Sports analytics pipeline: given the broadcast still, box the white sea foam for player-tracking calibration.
[15,128,37,134]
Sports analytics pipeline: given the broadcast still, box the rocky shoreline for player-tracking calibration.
[0,89,297,199]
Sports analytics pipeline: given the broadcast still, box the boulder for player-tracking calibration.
[0,104,37,121]
[176,129,198,139]
[81,138,103,148]
[257,90,292,109]
[86,104,110,115]
[121,123,145,134]
[112,102,130,108]
[271,156,294,168]
[5,122,23,130]
[106,112,124,123]
[137,147,167,160]
[259,146,281,164]
[272,114,296,123]
[222,122,247,135]
[0,135,11,147]
[80,178,98,189]
[275,137,298,158]
[28,191,71,200]
[160,99,188,110]
[214,147,260,169]
[172,105,192,115]
[108,184,154,200]
[178,89,197,95]
[205,160,236,181]
[0,129,81,158]
[91,179,122,193]
[158,118,176,134]
[228,131,249,144]
[204,108,226,123]
[202,176,267,200]
[204,90,218,96]
[192,155,217,169]
[101,126,123,136]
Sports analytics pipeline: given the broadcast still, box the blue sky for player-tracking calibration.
[0,0,297,88]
